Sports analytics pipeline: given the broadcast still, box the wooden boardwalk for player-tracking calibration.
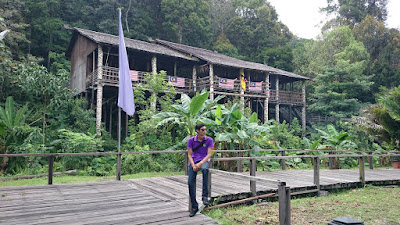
[0,181,217,225]
[131,168,400,204]
[0,168,399,224]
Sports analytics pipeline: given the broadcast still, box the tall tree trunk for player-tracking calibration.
[125,0,132,32]
[178,23,183,44]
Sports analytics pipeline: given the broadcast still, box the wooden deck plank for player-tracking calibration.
[0,168,398,224]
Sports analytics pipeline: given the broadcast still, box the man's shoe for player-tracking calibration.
[189,207,198,217]
[202,197,210,206]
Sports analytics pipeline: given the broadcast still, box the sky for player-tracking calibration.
[267,0,400,39]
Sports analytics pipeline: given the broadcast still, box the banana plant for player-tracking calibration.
[213,103,270,149]
[152,91,223,137]
[211,103,270,171]
[316,124,357,169]
[0,96,29,171]
[316,124,356,150]
[0,96,29,147]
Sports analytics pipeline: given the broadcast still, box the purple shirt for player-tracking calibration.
[187,135,214,163]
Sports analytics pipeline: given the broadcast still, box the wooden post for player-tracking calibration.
[109,101,113,138]
[313,157,320,191]
[151,55,157,111]
[48,155,54,185]
[117,153,122,181]
[91,51,95,110]
[264,72,270,123]
[301,81,306,136]
[192,65,197,92]
[237,152,243,172]
[174,61,177,76]
[250,158,256,196]
[281,150,286,170]
[208,159,212,198]
[275,75,280,123]
[329,151,333,170]
[95,44,104,136]
[209,64,214,100]
[368,152,373,169]
[359,156,365,186]
[278,182,291,225]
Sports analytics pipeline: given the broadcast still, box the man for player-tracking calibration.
[187,123,213,217]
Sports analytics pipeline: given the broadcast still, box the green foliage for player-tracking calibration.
[153,91,219,137]
[53,129,104,171]
[316,124,357,150]
[225,0,293,67]
[212,33,242,59]
[322,0,388,28]
[161,0,211,46]
[363,86,400,150]
[212,103,270,150]
[257,119,303,150]
[308,26,373,117]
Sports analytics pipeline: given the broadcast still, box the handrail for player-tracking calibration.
[2,150,398,225]
[209,153,400,161]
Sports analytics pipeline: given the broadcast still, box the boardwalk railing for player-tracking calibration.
[1,150,400,225]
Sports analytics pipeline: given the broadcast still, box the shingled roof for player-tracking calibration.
[67,27,197,61]
[155,39,310,80]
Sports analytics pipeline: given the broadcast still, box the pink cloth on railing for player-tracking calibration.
[130,70,138,81]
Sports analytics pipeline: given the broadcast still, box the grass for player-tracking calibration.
[203,185,400,225]
[0,171,184,187]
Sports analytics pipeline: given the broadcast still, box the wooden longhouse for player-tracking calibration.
[66,27,310,136]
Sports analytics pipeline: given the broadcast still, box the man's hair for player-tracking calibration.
[195,123,206,131]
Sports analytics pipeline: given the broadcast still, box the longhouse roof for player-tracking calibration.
[68,27,197,61]
[155,39,310,80]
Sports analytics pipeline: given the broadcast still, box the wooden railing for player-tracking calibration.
[86,66,194,93]
[197,76,303,104]
[86,68,303,104]
[1,149,400,225]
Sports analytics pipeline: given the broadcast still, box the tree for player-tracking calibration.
[353,16,400,93]
[321,0,388,29]
[308,26,373,117]
[24,0,71,68]
[208,0,236,39]
[212,33,243,59]
[16,63,72,144]
[160,0,211,47]
[225,0,293,66]
[0,0,30,60]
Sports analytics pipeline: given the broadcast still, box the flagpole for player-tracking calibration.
[117,107,121,180]
[116,7,135,181]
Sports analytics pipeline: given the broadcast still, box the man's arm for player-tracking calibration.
[188,147,200,172]
[196,147,212,167]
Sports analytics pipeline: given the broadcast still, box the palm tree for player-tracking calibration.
[362,86,400,165]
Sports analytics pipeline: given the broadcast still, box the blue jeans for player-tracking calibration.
[188,161,209,209]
